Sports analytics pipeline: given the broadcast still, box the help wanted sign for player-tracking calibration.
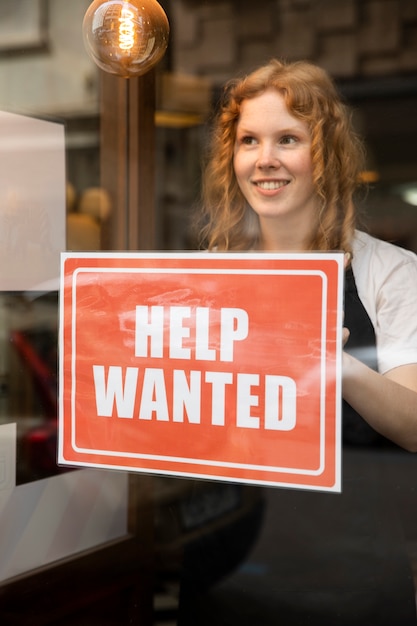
[58,252,343,492]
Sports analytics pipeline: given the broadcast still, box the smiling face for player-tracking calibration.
[233,89,320,250]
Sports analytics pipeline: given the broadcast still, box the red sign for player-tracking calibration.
[58,252,343,492]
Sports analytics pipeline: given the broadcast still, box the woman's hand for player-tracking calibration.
[342,353,417,452]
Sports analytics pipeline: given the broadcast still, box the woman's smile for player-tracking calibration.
[253,179,290,192]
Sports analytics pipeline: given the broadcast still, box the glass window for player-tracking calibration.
[1,2,417,624]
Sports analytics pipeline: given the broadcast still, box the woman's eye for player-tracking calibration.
[280,135,297,145]
[240,136,256,145]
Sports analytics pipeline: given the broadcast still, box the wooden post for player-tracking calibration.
[100,70,156,251]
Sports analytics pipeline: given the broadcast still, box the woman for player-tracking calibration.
[199,58,417,452]
[187,59,417,624]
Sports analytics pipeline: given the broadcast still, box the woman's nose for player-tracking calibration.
[256,142,279,168]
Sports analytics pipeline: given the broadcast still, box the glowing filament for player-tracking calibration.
[119,8,135,50]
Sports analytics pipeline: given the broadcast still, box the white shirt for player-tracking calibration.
[351,230,417,374]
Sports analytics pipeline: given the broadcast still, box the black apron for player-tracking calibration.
[343,265,387,446]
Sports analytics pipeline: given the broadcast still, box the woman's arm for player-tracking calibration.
[343,353,417,452]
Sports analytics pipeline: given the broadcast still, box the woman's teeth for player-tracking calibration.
[257,181,288,190]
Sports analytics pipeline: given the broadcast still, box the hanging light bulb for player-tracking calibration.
[82,0,169,78]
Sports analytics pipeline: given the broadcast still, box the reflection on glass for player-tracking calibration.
[0,291,60,484]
